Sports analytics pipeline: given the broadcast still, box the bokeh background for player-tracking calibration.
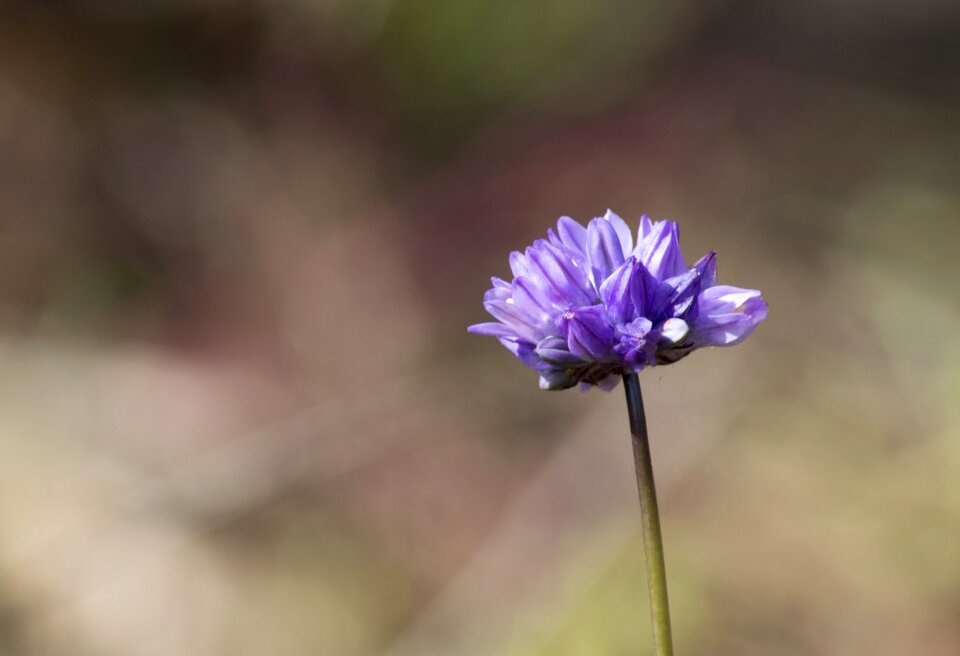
[2,1,960,654]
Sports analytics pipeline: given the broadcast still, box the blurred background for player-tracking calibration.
[1,1,960,654]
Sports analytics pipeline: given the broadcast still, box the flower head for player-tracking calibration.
[469,211,767,390]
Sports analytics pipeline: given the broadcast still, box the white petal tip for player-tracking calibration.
[661,318,690,343]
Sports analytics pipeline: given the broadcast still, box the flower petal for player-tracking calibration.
[660,317,689,343]
[635,219,686,281]
[692,285,768,346]
[483,298,542,343]
[467,322,518,338]
[526,240,593,306]
[586,217,627,290]
[558,305,615,362]
[535,335,584,367]
[499,337,551,371]
[612,317,655,368]
[556,216,588,254]
[599,257,657,325]
[512,276,556,318]
[603,209,634,257]
[539,368,579,390]
[691,251,718,289]
[650,268,701,320]
[506,251,521,278]
[637,214,654,241]
[491,276,511,291]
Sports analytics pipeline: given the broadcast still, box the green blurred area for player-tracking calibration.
[0,1,959,654]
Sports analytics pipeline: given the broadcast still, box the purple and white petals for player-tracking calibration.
[691,285,768,346]
[558,305,616,362]
[525,242,589,307]
[600,257,656,326]
[602,209,634,257]
[586,217,628,291]
[470,213,767,390]
[691,250,718,288]
[637,214,654,241]
[635,219,686,281]
[612,317,655,368]
[535,335,584,367]
[650,268,701,321]
[498,337,551,371]
[555,215,588,254]
[660,318,690,344]
[467,322,520,338]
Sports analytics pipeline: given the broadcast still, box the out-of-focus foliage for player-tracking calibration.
[1,1,959,654]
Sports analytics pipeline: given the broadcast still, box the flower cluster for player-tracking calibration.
[469,211,767,390]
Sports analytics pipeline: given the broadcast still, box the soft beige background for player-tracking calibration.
[1,2,959,654]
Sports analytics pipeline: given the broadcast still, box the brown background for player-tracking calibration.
[1,1,959,654]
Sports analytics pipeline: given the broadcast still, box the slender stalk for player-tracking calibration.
[622,373,674,656]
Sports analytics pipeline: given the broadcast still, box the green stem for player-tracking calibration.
[622,373,674,656]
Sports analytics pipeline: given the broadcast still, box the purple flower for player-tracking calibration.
[469,211,768,390]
